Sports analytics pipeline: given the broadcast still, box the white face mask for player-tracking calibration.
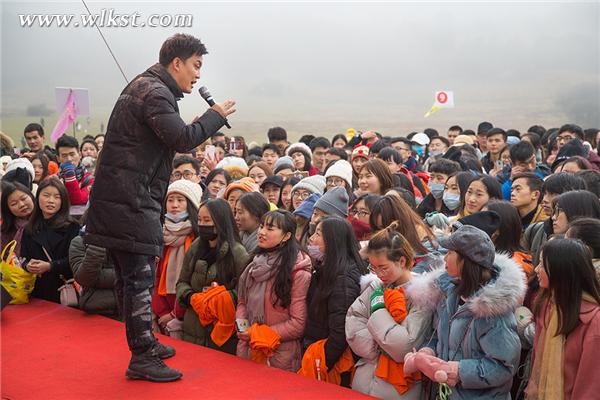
[443,192,461,210]
[165,211,189,223]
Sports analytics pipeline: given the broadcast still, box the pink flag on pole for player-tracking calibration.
[51,89,78,142]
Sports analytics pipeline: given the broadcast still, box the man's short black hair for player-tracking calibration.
[429,158,461,176]
[299,135,315,146]
[159,33,208,67]
[369,139,390,155]
[509,141,535,163]
[448,125,463,133]
[24,123,44,137]
[309,137,330,152]
[463,129,476,137]
[477,122,493,135]
[527,125,546,137]
[424,128,439,139]
[506,129,521,138]
[512,172,543,194]
[173,155,200,174]
[326,147,348,160]
[55,135,79,153]
[542,172,586,195]
[267,127,287,142]
[262,143,280,154]
[431,136,450,147]
[558,124,584,140]
[486,127,507,141]
[377,147,402,164]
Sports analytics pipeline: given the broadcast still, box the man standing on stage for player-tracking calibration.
[85,34,235,382]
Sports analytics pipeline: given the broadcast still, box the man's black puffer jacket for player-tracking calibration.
[85,63,226,256]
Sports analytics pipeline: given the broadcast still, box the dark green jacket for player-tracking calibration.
[176,238,248,354]
[69,235,119,319]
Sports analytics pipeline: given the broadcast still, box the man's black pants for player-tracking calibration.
[111,250,157,355]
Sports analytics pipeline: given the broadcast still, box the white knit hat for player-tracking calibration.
[286,142,312,160]
[167,179,203,209]
[291,175,326,195]
[5,157,35,180]
[325,159,353,189]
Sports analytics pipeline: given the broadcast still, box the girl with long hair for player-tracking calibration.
[300,217,367,386]
[20,178,80,303]
[176,199,249,353]
[406,224,525,398]
[236,210,312,371]
[1,181,35,256]
[527,239,600,399]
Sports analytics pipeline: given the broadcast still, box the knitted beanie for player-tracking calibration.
[5,157,35,180]
[286,142,313,160]
[293,193,321,219]
[325,159,353,188]
[223,177,259,199]
[167,179,203,209]
[351,145,370,161]
[315,187,349,218]
[291,175,326,196]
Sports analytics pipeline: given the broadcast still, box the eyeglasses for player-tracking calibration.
[557,135,574,143]
[350,209,370,218]
[292,191,311,200]
[552,206,563,217]
[368,265,390,276]
[326,177,345,187]
[171,171,197,180]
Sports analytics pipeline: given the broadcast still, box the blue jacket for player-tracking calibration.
[410,253,526,399]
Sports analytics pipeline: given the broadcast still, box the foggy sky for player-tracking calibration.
[1,1,599,141]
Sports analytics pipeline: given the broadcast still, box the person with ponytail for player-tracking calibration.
[345,222,434,399]
[176,199,249,354]
[236,210,312,372]
[299,217,367,386]
[526,239,600,399]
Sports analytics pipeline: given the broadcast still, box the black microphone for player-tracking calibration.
[198,86,231,129]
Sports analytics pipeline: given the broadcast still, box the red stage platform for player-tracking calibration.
[1,300,372,399]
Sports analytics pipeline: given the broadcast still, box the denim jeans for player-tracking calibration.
[111,250,157,355]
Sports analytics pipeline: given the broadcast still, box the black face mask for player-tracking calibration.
[198,225,218,241]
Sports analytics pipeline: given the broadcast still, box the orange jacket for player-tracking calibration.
[298,339,354,385]
[374,287,421,395]
[190,285,236,347]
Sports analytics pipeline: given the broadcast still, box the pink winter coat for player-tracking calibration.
[528,298,600,400]
[236,251,312,372]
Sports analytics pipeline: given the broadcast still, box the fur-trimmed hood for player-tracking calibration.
[408,252,526,318]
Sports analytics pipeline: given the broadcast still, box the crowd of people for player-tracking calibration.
[2,120,600,399]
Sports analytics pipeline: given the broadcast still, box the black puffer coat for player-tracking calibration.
[302,260,364,370]
[85,63,226,256]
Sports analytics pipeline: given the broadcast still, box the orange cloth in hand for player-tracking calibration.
[247,323,281,364]
[189,285,236,347]
[298,339,354,385]
[374,287,421,395]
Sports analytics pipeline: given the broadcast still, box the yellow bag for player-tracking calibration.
[1,240,36,305]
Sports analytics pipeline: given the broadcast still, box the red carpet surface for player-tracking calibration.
[1,300,373,400]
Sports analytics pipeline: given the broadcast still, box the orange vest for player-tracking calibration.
[298,339,354,385]
[374,287,421,395]
[190,285,236,347]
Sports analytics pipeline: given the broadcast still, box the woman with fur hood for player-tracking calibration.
[405,224,525,399]
[345,222,434,399]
